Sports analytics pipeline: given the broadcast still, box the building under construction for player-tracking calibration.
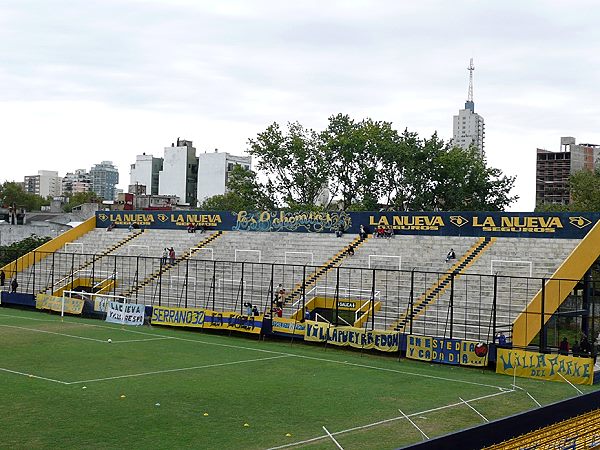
[536,136,600,206]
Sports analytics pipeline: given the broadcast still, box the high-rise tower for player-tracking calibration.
[453,58,485,157]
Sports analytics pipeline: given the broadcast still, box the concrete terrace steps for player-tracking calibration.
[286,235,369,311]
[390,237,495,332]
[188,231,358,266]
[39,229,146,294]
[122,231,223,298]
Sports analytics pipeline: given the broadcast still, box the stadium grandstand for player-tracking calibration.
[1,209,599,447]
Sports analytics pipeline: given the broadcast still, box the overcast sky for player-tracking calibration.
[2,0,599,211]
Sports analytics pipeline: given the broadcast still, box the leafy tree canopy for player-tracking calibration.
[247,114,518,211]
[0,235,51,267]
[201,165,275,211]
[0,182,50,211]
[535,169,600,212]
[63,192,100,212]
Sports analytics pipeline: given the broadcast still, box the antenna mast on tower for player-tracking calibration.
[467,58,475,102]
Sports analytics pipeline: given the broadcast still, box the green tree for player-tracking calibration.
[63,192,100,212]
[422,144,518,211]
[248,122,332,208]
[245,114,518,211]
[535,169,600,212]
[570,169,600,210]
[0,182,49,211]
[0,235,51,267]
[322,114,397,210]
[201,165,275,211]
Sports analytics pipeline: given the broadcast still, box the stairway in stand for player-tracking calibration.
[123,231,223,298]
[390,236,495,333]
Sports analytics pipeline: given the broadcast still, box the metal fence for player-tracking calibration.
[1,249,598,355]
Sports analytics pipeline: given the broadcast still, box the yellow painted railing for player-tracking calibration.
[0,216,96,279]
[512,219,600,347]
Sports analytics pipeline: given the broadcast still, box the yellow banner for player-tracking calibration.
[406,335,433,361]
[303,321,400,352]
[272,317,306,336]
[304,321,330,343]
[151,306,206,327]
[35,293,84,315]
[151,305,263,334]
[460,340,489,367]
[496,348,594,385]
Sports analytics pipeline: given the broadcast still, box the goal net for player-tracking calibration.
[63,290,129,315]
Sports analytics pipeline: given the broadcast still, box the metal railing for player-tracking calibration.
[2,249,598,356]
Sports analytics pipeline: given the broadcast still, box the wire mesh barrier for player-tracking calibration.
[2,249,598,355]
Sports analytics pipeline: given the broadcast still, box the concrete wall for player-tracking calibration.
[0,224,69,246]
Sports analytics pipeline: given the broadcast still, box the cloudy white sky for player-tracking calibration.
[1,0,599,211]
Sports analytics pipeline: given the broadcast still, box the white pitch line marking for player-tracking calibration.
[67,355,291,384]
[398,408,429,440]
[110,337,171,344]
[0,324,106,342]
[526,391,542,407]
[459,396,488,422]
[322,426,344,450]
[267,390,513,449]
[65,321,507,389]
[557,372,584,395]
[0,367,69,385]
[1,312,508,390]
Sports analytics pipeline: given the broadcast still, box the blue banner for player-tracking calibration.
[96,210,600,239]
[432,338,461,365]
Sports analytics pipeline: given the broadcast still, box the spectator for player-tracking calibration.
[559,337,569,355]
[335,225,343,238]
[347,246,355,257]
[580,335,591,356]
[359,225,368,240]
[275,307,283,318]
[187,222,196,233]
[128,224,134,232]
[572,340,581,357]
[252,305,259,316]
[496,332,507,346]
[0,269,5,287]
[161,248,168,266]
[199,225,206,234]
[10,277,18,293]
[304,309,310,321]
[107,223,115,231]
[278,284,286,303]
[385,226,394,238]
[169,247,176,265]
[245,302,252,316]
[445,248,456,263]
[132,222,139,229]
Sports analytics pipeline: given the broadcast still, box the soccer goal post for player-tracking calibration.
[62,290,128,316]
[368,255,401,270]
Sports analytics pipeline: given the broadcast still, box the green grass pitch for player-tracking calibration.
[1,307,598,449]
